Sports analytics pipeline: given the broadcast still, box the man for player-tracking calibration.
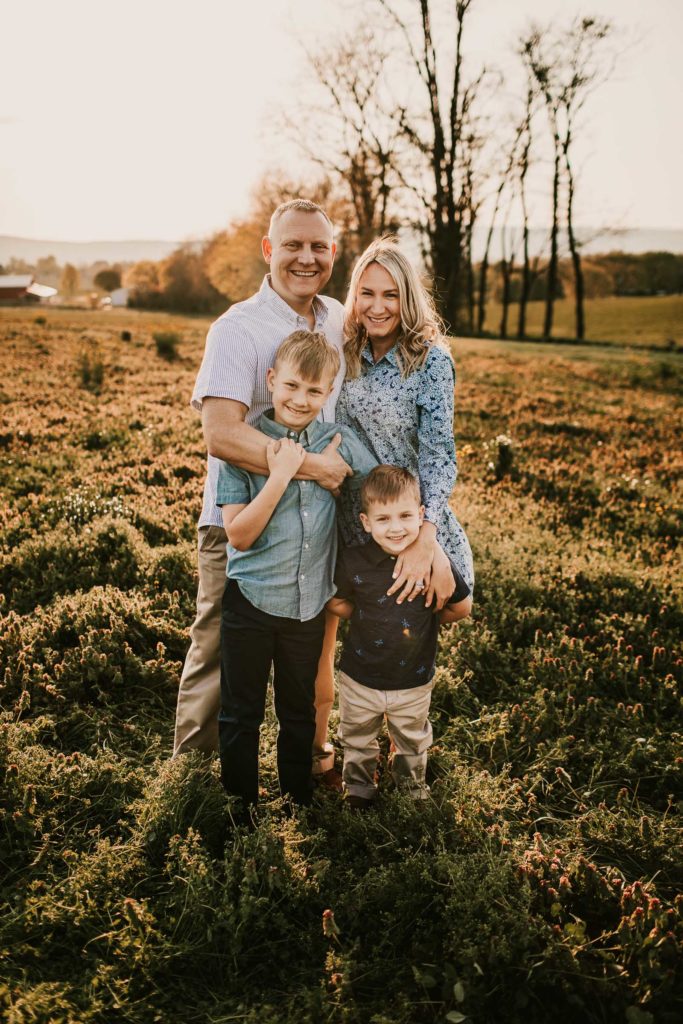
[173,199,350,787]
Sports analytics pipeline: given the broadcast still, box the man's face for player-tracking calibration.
[262,210,336,309]
[360,497,424,555]
[266,358,335,431]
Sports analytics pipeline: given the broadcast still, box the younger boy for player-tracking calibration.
[216,330,376,813]
[326,465,471,808]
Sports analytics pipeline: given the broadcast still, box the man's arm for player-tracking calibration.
[202,397,352,490]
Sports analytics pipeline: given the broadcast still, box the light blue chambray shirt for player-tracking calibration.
[215,412,377,621]
[336,342,475,590]
[192,276,345,529]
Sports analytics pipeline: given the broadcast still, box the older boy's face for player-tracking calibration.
[262,210,336,310]
[266,359,335,431]
[360,498,424,555]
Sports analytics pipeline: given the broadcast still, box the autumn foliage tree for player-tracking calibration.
[94,267,122,293]
[60,263,80,298]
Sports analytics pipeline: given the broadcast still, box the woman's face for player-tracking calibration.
[355,262,402,348]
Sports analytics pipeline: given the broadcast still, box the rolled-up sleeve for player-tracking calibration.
[216,461,250,507]
[191,316,258,412]
[415,348,457,527]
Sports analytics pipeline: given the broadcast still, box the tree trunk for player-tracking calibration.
[564,135,585,341]
[543,130,561,340]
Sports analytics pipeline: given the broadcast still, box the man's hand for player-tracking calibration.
[305,433,352,493]
[266,438,306,483]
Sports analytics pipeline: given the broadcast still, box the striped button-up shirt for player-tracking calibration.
[192,276,346,528]
[216,412,377,621]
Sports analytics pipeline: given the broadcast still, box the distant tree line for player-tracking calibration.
[1,255,124,296]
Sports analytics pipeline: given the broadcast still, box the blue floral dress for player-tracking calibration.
[336,342,474,590]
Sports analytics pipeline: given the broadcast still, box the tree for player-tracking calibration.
[60,263,80,298]
[35,255,60,286]
[94,267,122,292]
[283,27,405,258]
[522,16,613,341]
[158,245,224,314]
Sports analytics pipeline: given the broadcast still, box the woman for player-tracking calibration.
[312,237,473,786]
[336,237,474,600]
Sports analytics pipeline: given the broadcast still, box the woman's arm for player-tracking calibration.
[415,347,458,532]
[390,348,458,608]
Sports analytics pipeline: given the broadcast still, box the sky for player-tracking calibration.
[1,0,681,242]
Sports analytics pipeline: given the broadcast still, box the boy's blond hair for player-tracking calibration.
[273,329,341,383]
[360,465,422,513]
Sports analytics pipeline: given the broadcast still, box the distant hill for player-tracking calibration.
[1,227,681,270]
[0,236,182,267]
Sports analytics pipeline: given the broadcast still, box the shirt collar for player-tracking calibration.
[361,342,399,368]
[259,409,322,447]
[258,275,329,327]
[362,537,397,566]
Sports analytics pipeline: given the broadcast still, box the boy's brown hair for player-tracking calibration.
[273,330,341,384]
[360,465,422,513]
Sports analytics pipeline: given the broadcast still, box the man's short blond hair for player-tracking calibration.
[360,465,422,513]
[268,199,334,238]
[273,329,340,384]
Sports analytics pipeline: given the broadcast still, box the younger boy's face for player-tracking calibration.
[266,359,335,431]
[360,497,424,555]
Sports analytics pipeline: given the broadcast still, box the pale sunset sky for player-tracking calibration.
[1,0,681,242]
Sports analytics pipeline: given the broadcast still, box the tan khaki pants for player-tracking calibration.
[173,525,337,771]
[173,526,227,755]
[337,670,433,800]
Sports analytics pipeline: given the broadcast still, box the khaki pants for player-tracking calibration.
[337,670,433,800]
[173,526,226,755]
[173,525,336,772]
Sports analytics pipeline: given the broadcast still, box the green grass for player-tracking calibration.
[0,308,681,1023]
[483,294,683,349]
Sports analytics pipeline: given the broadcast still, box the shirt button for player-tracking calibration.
[304,543,309,549]
[300,574,305,580]
[303,511,308,517]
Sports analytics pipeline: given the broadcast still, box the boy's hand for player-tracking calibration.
[266,438,306,482]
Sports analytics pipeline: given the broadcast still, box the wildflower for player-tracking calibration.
[322,908,340,940]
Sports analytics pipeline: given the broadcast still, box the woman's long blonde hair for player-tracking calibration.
[344,237,449,379]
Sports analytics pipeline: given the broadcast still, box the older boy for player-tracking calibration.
[216,331,376,811]
[327,466,472,808]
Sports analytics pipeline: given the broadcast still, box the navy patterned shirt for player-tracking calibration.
[336,342,474,589]
[334,539,470,690]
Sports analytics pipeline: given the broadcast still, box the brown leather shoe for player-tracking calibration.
[315,767,343,792]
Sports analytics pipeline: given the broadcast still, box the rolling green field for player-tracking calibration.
[484,294,683,349]
[1,307,682,1024]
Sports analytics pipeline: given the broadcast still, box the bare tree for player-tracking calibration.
[516,77,535,339]
[558,17,613,340]
[522,16,613,341]
[281,28,405,257]
[376,0,491,332]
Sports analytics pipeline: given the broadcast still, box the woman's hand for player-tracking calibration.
[386,525,436,605]
[266,438,306,483]
[426,543,456,612]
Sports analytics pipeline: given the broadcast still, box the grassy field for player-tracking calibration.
[483,294,683,349]
[1,307,682,1024]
